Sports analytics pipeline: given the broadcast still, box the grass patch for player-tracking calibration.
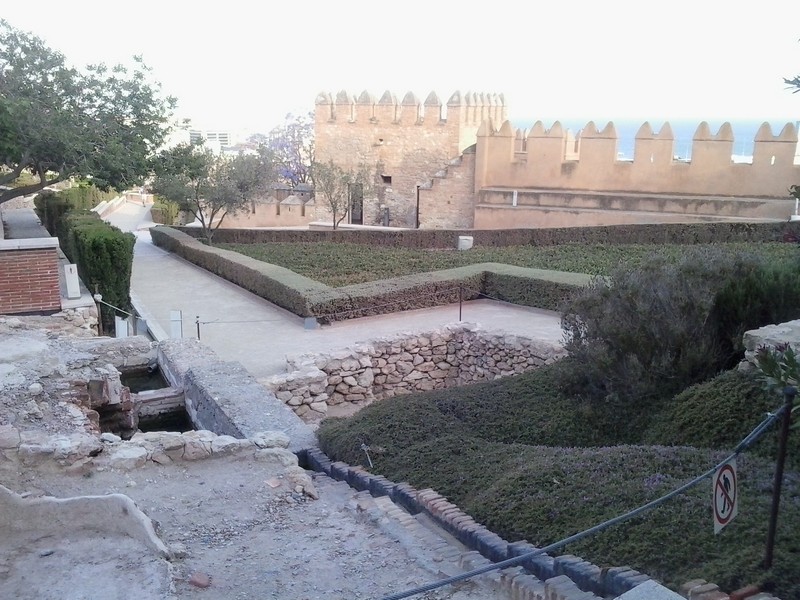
[318,366,800,597]
[218,241,798,287]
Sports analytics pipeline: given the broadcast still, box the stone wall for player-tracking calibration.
[741,319,800,367]
[315,90,505,228]
[157,339,317,452]
[265,324,565,420]
[475,120,800,199]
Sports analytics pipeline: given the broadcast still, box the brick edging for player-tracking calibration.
[300,447,651,598]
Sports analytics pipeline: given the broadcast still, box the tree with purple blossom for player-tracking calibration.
[265,112,314,188]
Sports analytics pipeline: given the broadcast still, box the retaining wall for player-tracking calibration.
[264,324,565,420]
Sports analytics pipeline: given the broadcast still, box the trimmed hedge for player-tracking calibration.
[174,220,800,248]
[306,266,486,322]
[481,263,594,312]
[34,190,72,235]
[34,185,116,233]
[57,211,134,330]
[150,227,590,322]
[150,227,327,317]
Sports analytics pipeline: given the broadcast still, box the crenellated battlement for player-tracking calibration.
[315,89,506,127]
[476,119,800,198]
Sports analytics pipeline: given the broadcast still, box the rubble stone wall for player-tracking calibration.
[265,324,565,420]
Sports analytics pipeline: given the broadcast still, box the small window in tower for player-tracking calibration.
[381,175,392,185]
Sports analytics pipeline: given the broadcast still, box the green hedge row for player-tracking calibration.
[57,211,135,331]
[34,190,72,234]
[174,220,800,248]
[34,185,117,233]
[150,227,590,321]
[481,264,594,312]
[307,266,487,323]
[150,227,327,317]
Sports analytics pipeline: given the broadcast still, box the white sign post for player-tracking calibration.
[713,458,738,534]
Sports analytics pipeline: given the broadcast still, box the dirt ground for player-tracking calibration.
[0,318,505,600]
[0,454,500,600]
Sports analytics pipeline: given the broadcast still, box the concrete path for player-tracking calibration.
[105,203,564,379]
[1,206,50,239]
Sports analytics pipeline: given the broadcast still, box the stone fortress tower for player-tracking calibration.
[314,90,505,227]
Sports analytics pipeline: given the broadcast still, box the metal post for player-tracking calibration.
[415,185,420,229]
[94,284,103,337]
[459,285,463,322]
[196,315,201,341]
[765,385,795,568]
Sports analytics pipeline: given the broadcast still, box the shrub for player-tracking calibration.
[481,264,592,312]
[644,369,800,467]
[150,196,180,225]
[712,258,800,362]
[34,190,71,234]
[33,183,117,234]
[58,211,135,331]
[176,220,800,248]
[57,182,116,209]
[560,248,800,412]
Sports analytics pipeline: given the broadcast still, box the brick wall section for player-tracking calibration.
[0,245,61,314]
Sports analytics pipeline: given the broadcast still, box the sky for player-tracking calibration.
[3,1,800,135]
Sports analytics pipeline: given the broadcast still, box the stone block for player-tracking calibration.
[475,529,508,563]
[346,466,372,492]
[680,581,709,597]
[615,580,684,599]
[253,447,297,467]
[305,448,333,475]
[729,585,760,600]
[368,475,394,497]
[275,390,294,402]
[0,425,20,449]
[356,369,374,387]
[210,435,241,455]
[247,430,286,448]
[688,584,721,600]
[330,461,350,482]
[183,439,212,460]
[390,482,421,515]
[108,445,147,469]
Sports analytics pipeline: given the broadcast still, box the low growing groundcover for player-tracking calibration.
[317,364,800,597]
[218,241,798,287]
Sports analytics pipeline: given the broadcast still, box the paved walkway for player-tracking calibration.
[1,206,50,239]
[105,203,564,379]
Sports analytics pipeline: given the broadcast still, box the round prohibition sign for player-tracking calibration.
[714,463,737,524]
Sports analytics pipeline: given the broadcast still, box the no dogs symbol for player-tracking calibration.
[712,460,738,534]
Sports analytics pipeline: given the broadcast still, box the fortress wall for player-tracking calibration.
[315,90,504,227]
[417,152,477,229]
[476,120,800,197]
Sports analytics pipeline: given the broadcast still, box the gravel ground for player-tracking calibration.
[0,314,508,600]
[0,455,502,600]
